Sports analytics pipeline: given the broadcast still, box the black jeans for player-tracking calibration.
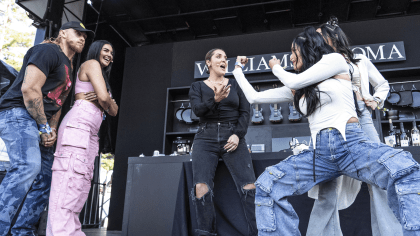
[191,122,257,236]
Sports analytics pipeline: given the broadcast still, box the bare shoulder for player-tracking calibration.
[79,60,101,82]
[83,59,101,70]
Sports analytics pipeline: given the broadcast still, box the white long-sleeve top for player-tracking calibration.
[232,53,357,148]
[354,54,389,107]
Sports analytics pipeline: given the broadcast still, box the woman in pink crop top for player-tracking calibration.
[47,40,119,236]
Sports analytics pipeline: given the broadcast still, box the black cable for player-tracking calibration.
[93,0,104,41]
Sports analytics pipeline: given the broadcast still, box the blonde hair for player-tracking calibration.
[41,29,65,45]
[41,36,62,45]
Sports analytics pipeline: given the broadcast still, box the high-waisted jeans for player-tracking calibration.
[47,100,102,236]
[0,108,54,236]
[191,122,257,236]
[255,123,420,236]
[307,101,403,236]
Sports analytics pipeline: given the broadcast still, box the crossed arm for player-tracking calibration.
[83,60,118,116]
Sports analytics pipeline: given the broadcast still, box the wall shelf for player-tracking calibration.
[163,75,420,154]
[162,82,312,154]
[381,119,420,123]
[375,80,420,146]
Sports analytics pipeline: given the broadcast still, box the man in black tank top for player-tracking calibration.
[0,21,93,235]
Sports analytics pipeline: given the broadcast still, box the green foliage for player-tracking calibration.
[0,0,36,71]
[4,58,22,71]
[2,28,34,49]
[101,153,114,171]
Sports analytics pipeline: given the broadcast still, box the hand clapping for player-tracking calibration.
[214,84,231,103]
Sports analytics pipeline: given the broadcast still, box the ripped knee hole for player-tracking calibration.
[195,183,209,198]
[243,183,256,190]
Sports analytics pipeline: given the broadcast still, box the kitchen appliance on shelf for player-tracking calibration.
[173,137,191,155]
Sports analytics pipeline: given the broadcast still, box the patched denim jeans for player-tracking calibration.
[307,102,403,236]
[47,100,102,236]
[255,123,420,236]
[191,122,257,236]
[0,107,54,236]
[0,161,10,172]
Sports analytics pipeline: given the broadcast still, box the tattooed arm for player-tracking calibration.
[21,65,52,146]
[21,65,48,124]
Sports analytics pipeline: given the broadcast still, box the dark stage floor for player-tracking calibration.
[82,229,122,236]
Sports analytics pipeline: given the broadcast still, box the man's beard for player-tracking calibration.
[68,41,84,54]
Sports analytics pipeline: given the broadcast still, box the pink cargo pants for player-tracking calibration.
[47,100,103,236]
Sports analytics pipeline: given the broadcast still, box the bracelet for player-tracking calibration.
[38,122,52,134]
[105,108,110,113]
[235,61,244,69]
[373,97,381,106]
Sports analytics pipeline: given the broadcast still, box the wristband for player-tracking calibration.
[235,61,244,69]
[38,122,52,134]
[373,97,381,107]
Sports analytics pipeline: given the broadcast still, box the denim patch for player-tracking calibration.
[255,195,276,232]
[255,167,285,193]
[395,178,420,230]
[378,150,419,180]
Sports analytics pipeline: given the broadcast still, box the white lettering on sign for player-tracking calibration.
[366,45,385,60]
[196,63,208,76]
[256,57,269,71]
[193,41,405,79]
[388,44,404,59]
[280,54,289,68]
[225,60,231,73]
[248,57,255,71]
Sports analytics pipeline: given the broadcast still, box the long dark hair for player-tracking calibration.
[318,16,362,116]
[318,16,359,65]
[86,40,114,92]
[292,27,335,117]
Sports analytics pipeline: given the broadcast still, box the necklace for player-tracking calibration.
[208,77,225,85]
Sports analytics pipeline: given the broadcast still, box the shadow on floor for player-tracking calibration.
[82,228,122,236]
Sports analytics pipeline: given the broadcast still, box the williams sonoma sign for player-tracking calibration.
[193,41,406,79]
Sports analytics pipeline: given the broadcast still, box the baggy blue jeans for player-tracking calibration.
[255,123,420,236]
[0,108,54,236]
[307,101,403,236]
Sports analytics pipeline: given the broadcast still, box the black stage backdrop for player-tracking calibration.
[109,43,173,230]
[108,15,420,231]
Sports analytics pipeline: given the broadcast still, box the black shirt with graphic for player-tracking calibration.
[0,43,72,120]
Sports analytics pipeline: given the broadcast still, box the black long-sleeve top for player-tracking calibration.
[189,79,250,139]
